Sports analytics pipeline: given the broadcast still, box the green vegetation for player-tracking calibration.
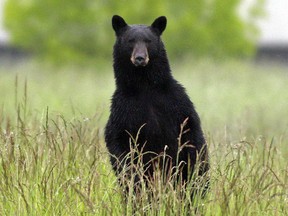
[4,0,263,63]
[0,60,287,215]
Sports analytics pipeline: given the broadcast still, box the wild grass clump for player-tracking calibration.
[209,136,287,215]
[0,77,115,215]
[1,110,286,215]
[111,120,209,215]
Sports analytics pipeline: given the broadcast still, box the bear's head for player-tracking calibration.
[112,15,167,67]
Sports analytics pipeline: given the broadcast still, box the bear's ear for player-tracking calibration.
[151,16,167,35]
[112,15,128,35]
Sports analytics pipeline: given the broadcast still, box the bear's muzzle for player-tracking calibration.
[131,43,149,67]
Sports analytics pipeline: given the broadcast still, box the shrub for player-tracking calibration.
[4,0,263,63]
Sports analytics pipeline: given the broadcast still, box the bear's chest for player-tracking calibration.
[117,92,178,137]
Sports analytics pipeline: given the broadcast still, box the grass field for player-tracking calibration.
[0,59,287,215]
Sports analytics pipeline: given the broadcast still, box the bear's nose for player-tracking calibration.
[135,56,145,65]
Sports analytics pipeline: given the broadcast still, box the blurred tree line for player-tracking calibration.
[4,0,264,64]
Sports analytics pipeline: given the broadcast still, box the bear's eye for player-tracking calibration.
[128,39,135,43]
[144,39,152,43]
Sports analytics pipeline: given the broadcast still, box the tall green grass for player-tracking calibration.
[0,60,287,215]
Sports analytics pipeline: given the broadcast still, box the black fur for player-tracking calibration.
[105,15,209,192]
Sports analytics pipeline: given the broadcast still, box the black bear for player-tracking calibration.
[105,15,209,194]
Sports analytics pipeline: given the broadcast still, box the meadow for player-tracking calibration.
[0,59,287,215]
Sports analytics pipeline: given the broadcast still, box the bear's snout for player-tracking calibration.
[130,43,149,67]
[134,56,146,66]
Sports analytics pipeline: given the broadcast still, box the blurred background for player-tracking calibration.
[0,0,287,65]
